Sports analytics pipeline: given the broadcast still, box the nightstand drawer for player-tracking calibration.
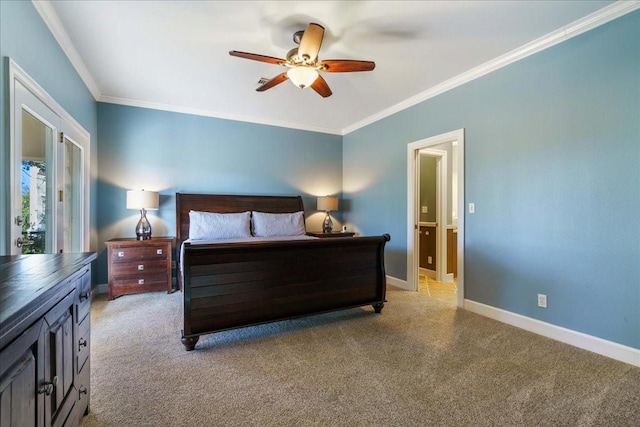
[110,245,168,263]
[112,273,167,286]
[111,274,169,293]
[109,259,168,277]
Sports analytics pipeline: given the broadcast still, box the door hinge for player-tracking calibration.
[59,132,64,143]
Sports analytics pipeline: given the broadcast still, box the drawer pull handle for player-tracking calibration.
[38,376,58,396]
[79,291,89,301]
[157,249,163,255]
[79,386,88,395]
[138,264,144,270]
[118,251,125,257]
[138,279,145,285]
[79,338,88,349]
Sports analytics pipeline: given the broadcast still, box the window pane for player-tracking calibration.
[63,138,83,252]
[21,110,54,254]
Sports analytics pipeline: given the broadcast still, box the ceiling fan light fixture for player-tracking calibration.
[286,66,318,89]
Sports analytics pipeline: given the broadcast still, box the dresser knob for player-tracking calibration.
[137,264,144,270]
[79,291,89,301]
[118,251,124,257]
[157,249,163,255]
[79,338,88,349]
[79,386,88,395]
[38,376,58,396]
[138,279,145,285]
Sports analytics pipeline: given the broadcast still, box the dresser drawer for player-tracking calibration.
[109,259,169,277]
[76,271,92,323]
[76,358,90,418]
[110,245,168,263]
[77,313,90,374]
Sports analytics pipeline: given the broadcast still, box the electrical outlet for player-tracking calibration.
[537,294,547,308]
[427,256,432,264]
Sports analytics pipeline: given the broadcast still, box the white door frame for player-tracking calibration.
[407,129,465,307]
[7,58,91,254]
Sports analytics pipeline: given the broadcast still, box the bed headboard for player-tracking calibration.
[175,193,305,246]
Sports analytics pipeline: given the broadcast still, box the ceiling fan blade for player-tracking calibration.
[229,51,285,65]
[311,75,332,98]
[298,23,324,62]
[319,60,376,72]
[256,72,289,92]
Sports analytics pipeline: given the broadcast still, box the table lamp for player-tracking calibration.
[126,190,159,240]
[317,196,338,233]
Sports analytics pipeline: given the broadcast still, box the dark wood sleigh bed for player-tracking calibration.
[176,193,390,350]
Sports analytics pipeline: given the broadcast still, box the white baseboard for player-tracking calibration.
[419,267,436,280]
[95,283,108,294]
[386,275,410,290]
[464,299,640,368]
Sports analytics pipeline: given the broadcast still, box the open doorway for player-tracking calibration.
[407,129,464,307]
[418,148,448,282]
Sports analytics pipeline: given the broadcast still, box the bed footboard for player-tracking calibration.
[181,234,390,350]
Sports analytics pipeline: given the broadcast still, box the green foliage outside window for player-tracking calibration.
[21,160,46,254]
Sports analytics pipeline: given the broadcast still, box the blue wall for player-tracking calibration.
[3,1,637,350]
[96,103,343,283]
[0,0,98,252]
[344,11,640,349]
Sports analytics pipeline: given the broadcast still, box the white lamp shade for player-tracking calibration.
[126,190,159,210]
[287,66,319,89]
[317,196,338,212]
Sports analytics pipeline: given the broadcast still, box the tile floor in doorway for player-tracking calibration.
[419,275,457,304]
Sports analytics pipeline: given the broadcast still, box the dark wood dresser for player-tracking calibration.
[0,252,96,427]
[105,237,173,300]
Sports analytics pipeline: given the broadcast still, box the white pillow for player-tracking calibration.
[252,211,305,237]
[188,210,251,240]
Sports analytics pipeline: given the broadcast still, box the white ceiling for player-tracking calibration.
[36,0,628,135]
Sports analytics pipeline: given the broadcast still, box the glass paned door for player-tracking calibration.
[19,109,55,254]
[10,62,90,255]
[62,137,83,253]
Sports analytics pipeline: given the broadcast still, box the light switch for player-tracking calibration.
[421,206,428,214]
[468,203,475,214]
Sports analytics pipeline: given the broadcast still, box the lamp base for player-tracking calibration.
[135,209,152,240]
[322,212,333,233]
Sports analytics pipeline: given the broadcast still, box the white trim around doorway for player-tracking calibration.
[406,129,465,307]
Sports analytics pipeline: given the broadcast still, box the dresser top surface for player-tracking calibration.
[0,253,96,334]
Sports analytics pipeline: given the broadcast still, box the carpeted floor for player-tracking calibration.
[81,288,639,427]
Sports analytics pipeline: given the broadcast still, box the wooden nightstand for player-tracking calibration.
[106,237,174,300]
[306,231,356,238]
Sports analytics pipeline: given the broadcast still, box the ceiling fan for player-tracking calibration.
[229,23,375,98]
